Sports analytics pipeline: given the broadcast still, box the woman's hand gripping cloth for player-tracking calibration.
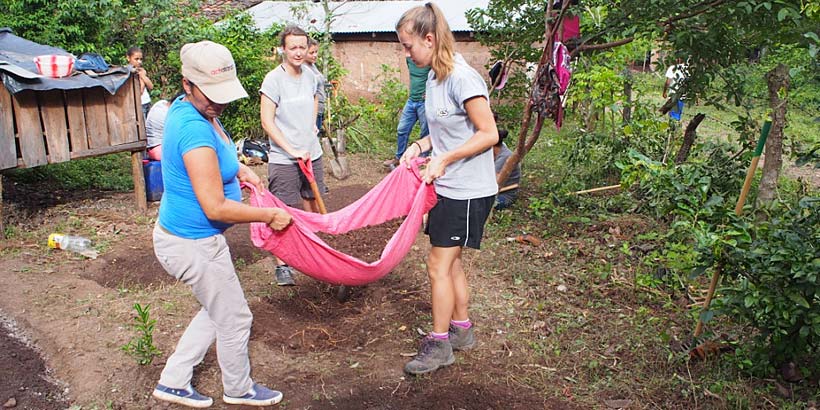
[246,160,437,286]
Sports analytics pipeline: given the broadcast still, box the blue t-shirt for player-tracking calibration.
[158,95,241,239]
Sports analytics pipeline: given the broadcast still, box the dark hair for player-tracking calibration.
[279,25,308,47]
[308,37,319,47]
[495,128,509,147]
[126,46,142,57]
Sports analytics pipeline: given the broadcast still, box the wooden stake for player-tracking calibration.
[572,184,621,195]
[694,120,771,337]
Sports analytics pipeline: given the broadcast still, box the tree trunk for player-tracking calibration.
[757,64,790,205]
[622,68,632,123]
[674,113,706,164]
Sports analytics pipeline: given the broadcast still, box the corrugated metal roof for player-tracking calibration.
[246,1,490,34]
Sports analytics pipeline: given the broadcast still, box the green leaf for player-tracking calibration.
[788,293,810,309]
[777,8,789,21]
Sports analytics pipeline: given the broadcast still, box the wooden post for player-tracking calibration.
[0,174,4,238]
[694,120,771,338]
[131,150,147,211]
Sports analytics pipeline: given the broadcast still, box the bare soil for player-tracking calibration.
[4,154,813,409]
[0,156,571,410]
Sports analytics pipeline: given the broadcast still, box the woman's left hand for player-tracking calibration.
[238,164,265,191]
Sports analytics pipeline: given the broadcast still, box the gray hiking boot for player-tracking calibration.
[275,265,295,286]
[404,337,455,375]
[448,325,475,351]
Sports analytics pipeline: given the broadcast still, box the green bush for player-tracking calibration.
[716,197,820,376]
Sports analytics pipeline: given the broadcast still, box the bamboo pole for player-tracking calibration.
[694,120,771,337]
[572,184,621,195]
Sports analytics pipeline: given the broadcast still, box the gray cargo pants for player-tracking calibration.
[153,223,254,397]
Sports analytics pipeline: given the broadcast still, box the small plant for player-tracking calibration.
[121,303,161,365]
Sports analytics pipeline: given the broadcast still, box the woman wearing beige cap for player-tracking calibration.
[150,40,289,408]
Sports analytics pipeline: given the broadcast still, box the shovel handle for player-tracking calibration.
[297,158,327,214]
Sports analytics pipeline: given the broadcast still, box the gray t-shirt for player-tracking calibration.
[494,143,520,188]
[305,63,326,114]
[146,99,169,148]
[425,54,497,199]
[260,65,322,164]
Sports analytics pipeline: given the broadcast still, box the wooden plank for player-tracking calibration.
[83,87,110,149]
[131,151,147,211]
[12,91,47,168]
[65,89,88,153]
[0,174,4,238]
[104,80,129,146]
[69,140,146,160]
[0,82,17,170]
[120,75,143,143]
[40,89,70,164]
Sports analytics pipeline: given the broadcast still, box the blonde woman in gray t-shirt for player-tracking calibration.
[396,2,499,376]
[260,25,325,286]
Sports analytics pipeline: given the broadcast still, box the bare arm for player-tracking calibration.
[421,96,498,184]
[184,147,291,229]
[663,78,671,99]
[137,68,153,91]
[260,95,309,160]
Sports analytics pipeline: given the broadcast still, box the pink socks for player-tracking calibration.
[450,319,472,329]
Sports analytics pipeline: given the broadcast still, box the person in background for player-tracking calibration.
[396,2,498,375]
[145,99,170,161]
[382,56,431,170]
[493,127,520,210]
[663,57,689,121]
[126,46,153,117]
[304,37,327,136]
[150,40,290,408]
[260,25,325,287]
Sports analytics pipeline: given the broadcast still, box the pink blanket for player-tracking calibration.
[246,161,437,286]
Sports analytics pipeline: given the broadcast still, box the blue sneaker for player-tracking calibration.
[152,383,213,408]
[223,383,283,406]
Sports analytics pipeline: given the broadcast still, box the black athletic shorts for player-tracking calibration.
[425,194,495,249]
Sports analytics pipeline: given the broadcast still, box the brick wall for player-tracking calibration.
[331,40,491,101]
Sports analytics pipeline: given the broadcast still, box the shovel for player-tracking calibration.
[322,80,351,180]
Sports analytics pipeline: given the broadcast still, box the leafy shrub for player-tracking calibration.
[715,197,820,376]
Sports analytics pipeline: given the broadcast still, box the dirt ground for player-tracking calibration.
[4,153,815,410]
[0,155,573,410]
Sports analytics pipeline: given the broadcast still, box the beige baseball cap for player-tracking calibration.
[180,41,248,104]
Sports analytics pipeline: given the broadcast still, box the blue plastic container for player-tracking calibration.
[142,160,164,202]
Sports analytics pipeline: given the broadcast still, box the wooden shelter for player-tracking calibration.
[0,72,148,233]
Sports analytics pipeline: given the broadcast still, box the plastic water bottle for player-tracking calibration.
[47,233,99,259]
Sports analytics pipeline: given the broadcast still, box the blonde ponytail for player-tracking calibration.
[396,2,455,80]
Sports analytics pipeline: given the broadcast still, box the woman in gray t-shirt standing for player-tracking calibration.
[260,25,325,286]
[396,2,499,376]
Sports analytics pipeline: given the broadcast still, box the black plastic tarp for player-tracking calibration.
[0,28,130,95]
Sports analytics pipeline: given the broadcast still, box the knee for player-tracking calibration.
[426,256,451,283]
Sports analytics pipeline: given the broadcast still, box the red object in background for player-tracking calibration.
[33,55,74,78]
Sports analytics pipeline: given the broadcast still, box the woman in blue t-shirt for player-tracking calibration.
[150,41,291,408]
[396,3,499,376]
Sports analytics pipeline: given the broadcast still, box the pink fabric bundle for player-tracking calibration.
[246,161,437,286]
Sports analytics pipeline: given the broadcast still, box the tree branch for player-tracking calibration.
[663,0,729,27]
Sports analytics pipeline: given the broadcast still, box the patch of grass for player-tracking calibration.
[5,153,133,191]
